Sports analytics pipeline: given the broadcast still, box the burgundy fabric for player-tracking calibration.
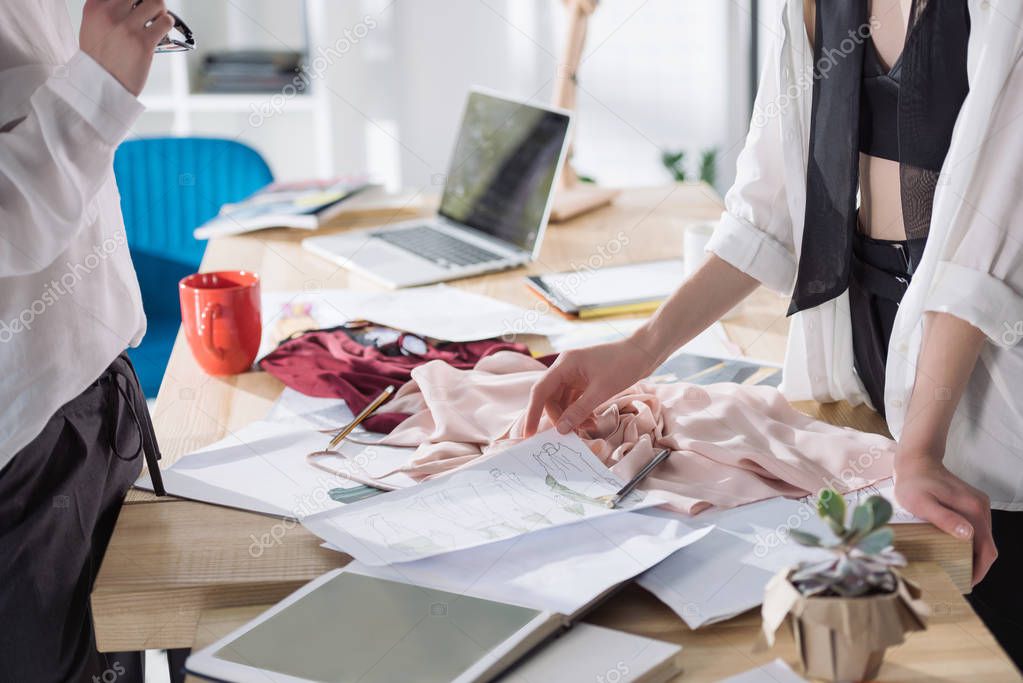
[258,327,531,433]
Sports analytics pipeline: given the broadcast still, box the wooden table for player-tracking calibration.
[183,564,1017,683]
[91,184,1017,679]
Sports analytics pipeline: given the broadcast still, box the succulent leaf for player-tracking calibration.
[856,527,895,555]
[790,559,837,583]
[876,548,907,567]
[847,504,873,543]
[788,529,822,547]
[817,489,846,536]
[863,495,893,530]
[791,492,902,598]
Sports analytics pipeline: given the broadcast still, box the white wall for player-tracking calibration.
[363,0,752,192]
[65,0,754,194]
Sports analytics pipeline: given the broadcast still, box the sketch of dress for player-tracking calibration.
[328,435,640,563]
[366,513,452,556]
[488,468,553,526]
[530,441,623,512]
[533,442,621,488]
[404,484,530,539]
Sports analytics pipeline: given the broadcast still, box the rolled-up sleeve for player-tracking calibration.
[706,6,798,295]
[923,54,1023,348]
[0,50,143,276]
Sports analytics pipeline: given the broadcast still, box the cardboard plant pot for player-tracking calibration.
[760,568,929,683]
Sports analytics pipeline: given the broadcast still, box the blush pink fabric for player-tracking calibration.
[361,351,895,514]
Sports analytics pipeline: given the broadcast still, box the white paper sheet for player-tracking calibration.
[302,430,667,566]
[356,285,572,342]
[258,284,572,357]
[637,485,916,629]
[547,318,740,359]
[639,531,768,627]
[641,498,816,627]
[719,659,807,683]
[337,511,712,616]
[136,389,415,517]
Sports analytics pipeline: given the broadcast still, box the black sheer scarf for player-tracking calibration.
[787,0,970,315]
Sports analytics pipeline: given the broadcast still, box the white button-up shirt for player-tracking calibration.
[707,0,1023,510]
[0,2,146,469]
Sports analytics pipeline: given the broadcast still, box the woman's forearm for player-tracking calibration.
[899,312,986,457]
[893,313,996,584]
[630,254,759,370]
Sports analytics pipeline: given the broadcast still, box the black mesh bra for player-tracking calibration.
[788,0,970,315]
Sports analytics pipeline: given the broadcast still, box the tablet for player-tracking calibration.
[185,569,560,683]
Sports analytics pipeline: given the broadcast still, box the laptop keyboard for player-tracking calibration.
[373,225,504,268]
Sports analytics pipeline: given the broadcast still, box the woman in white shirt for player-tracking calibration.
[526,0,1022,666]
[0,1,173,680]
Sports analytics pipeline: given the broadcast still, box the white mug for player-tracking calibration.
[683,220,743,320]
[683,221,716,277]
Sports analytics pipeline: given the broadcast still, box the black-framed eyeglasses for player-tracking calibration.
[153,10,196,53]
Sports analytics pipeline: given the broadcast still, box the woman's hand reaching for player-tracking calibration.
[521,257,759,438]
[522,337,657,437]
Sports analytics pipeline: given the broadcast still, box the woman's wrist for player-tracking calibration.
[624,255,760,375]
[894,438,946,475]
[629,316,679,374]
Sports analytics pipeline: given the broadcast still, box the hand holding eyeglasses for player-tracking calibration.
[79,0,194,97]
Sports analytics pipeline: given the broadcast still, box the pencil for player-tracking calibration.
[605,447,671,509]
[327,385,395,450]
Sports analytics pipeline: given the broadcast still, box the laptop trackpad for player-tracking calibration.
[328,234,450,285]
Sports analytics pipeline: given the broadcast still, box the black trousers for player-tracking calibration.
[967,510,1023,670]
[0,353,157,683]
[847,231,927,417]
[849,231,1022,672]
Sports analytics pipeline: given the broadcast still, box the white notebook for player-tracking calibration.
[529,259,685,310]
[185,568,683,683]
[185,569,560,683]
[500,623,682,683]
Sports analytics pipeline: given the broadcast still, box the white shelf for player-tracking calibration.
[141,92,319,113]
[134,0,334,177]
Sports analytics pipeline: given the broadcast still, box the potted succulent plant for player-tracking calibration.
[760,489,929,683]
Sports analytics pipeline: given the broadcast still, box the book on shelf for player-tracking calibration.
[199,50,307,94]
[200,76,307,94]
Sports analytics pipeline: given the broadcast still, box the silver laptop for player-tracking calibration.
[302,89,572,288]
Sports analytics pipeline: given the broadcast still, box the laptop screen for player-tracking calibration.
[438,92,571,253]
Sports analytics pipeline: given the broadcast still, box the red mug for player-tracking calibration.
[179,270,262,375]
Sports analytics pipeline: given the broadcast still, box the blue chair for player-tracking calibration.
[113,137,273,396]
